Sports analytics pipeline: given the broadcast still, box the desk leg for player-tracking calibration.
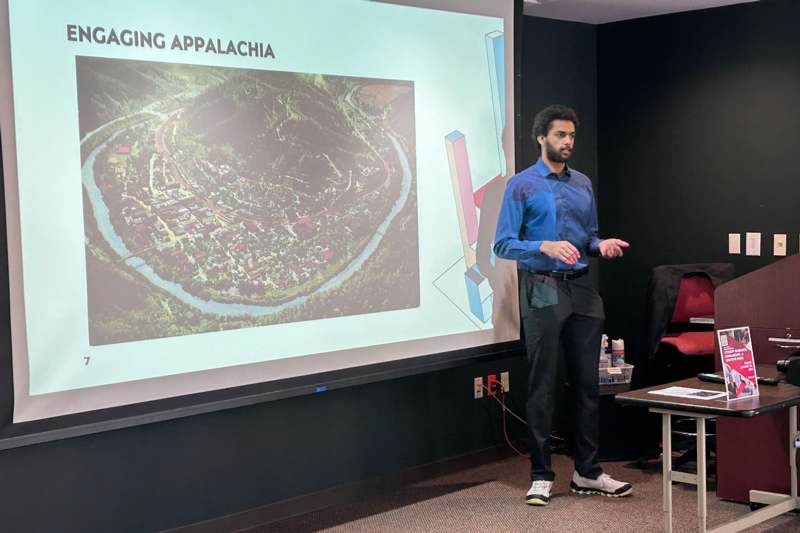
[697,417,707,533]
[662,413,673,533]
[791,406,797,501]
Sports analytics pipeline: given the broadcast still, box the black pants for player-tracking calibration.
[518,269,604,482]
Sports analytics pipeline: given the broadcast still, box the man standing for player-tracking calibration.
[494,105,632,506]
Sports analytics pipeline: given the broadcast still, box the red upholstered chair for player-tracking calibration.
[660,274,716,364]
[659,274,717,469]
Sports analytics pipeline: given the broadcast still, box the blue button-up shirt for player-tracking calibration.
[493,158,601,271]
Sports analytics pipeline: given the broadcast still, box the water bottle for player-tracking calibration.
[611,338,625,367]
[599,334,610,368]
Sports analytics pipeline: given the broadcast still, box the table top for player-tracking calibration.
[615,365,800,417]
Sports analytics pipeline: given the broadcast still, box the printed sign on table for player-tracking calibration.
[717,326,759,401]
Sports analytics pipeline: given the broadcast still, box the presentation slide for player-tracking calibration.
[1,0,518,421]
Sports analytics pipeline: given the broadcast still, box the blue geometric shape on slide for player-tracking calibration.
[465,264,493,323]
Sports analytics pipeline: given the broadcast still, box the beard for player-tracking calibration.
[545,140,572,163]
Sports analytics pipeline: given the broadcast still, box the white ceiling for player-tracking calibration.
[523,0,759,25]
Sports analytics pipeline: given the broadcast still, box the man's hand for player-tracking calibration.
[598,238,630,258]
[540,241,581,265]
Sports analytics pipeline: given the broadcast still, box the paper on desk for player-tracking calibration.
[648,386,726,400]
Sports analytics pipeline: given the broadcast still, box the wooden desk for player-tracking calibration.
[616,365,800,532]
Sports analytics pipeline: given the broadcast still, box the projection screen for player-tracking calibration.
[0,0,518,422]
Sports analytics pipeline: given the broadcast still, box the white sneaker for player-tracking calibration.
[570,471,632,497]
[525,479,553,506]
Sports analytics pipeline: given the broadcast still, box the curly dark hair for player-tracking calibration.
[532,105,579,151]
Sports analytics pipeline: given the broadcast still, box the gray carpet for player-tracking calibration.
[253,454,798,532]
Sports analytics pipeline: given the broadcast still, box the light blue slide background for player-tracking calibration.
[7,0,505,394]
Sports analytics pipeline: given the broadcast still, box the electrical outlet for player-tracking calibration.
[474,377,483,399]
[487,374,498,397]
[500,371,510,392]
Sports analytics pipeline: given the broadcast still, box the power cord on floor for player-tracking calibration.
[482,383,529,457]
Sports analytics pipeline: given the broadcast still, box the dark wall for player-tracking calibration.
[519,17,597,182]
[0,360,531,532]
[597,0,800,369]
[0,15,598,533]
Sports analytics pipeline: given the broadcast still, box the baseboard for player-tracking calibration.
[162,445,515,533]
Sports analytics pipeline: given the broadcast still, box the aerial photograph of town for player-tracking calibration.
[77,56,418,346]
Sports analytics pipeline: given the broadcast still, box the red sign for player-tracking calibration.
[717,326,759,401]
